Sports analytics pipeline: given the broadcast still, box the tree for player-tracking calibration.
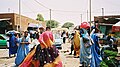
[62,22,74,29]
[45,20,59,28]
[36,14,44,21]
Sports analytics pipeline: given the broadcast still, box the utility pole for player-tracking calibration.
[8,8,10,12]
[89,0,91,23]
[102,8,104,17]
[89,0,92,31]
[81,14,82,23]
[19,0,21,31]
[50,9,51,28]
[87,10,88,22]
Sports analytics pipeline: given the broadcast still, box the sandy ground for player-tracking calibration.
[0,49,15,67]
[0,42,81,67]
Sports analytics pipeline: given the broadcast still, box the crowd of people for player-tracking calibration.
[67,22,119,67]
[7,22,118,67]
[65,25,103,67]
[8,26,62,67]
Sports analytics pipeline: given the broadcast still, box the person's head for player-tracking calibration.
[14,33,19,38]
[24,31,28,37]
[39,27,44,34]
[46,27,51,31]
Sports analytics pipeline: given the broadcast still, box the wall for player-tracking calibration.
[0,13,46,32]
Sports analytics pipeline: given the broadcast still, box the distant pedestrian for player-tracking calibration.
[9,33,19,58]
[62,30,67,44]
[69,33,75,55]
[15,31,31,66]
[73,30,80,58]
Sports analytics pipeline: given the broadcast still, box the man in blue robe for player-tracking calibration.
[9,33,18,58]
[90,28,102,67]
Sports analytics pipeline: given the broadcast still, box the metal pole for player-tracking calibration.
[50,9,51,27]
[81,14,82,23]
[102,8,104,17]
[8,8,10,12]
[89,0,92,31]
[89,0,91,22]
[87,10,88,22]
[19,0,21,31]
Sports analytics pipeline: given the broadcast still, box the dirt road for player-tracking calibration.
[0,43,81,67]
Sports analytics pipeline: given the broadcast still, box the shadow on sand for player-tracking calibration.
[0,57,9,59]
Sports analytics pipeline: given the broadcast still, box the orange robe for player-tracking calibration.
[19,31,62,67]
[73,31,80,57]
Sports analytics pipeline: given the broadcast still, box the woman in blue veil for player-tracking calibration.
[90,28,102,67]
[80,28,91,66]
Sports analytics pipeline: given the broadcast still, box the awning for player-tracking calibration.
[0,20,10,27]
[112,21,120,32]
[0,18,11,21]
[28,23,38,28]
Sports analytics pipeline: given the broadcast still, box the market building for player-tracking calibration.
[0,13,46,34]
[94,15,120,35]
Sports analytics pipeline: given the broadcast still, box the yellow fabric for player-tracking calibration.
[73,31,80,51]
[73,31,80,56]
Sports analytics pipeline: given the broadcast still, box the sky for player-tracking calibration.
[0,0,120,26]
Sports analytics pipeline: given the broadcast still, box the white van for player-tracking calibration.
[53,32,63,49]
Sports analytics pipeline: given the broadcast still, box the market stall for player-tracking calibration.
[112,21,120,32]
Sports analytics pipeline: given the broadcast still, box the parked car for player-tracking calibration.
[0,34,9,49]
[53,33,63,49]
